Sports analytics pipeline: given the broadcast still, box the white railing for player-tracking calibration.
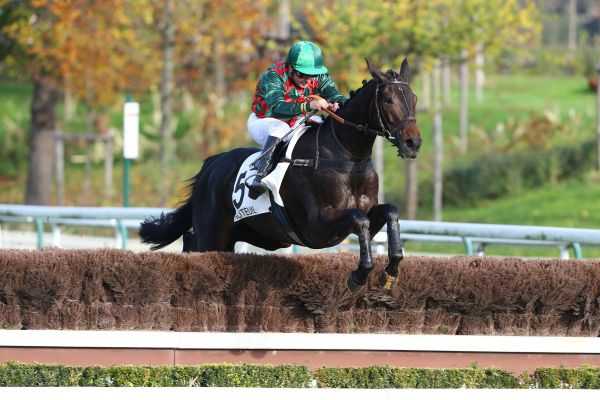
[1,204,599,258]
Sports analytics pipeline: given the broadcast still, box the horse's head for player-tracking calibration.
[366,59,422,159]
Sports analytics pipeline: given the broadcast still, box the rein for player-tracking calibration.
[310,79,415,142]
[284,79,414,172]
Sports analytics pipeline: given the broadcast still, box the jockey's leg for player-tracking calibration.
[246,114,290,198]
[247,135,280,197]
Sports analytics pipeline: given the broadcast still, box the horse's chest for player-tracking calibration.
[334,182,376,211]
[339,191,368,208]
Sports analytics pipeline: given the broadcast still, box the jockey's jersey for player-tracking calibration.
[251,61,348,126]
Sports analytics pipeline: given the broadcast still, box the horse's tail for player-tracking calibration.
[139,201,192,251]
[139,155,219,251]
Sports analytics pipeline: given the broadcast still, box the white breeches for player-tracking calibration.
[247,113,323,146]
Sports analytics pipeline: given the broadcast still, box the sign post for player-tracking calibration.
[123,101,140,207]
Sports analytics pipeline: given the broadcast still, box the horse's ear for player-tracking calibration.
[365,58,387,82]
[399,58,409,81]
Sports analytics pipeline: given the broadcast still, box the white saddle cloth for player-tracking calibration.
[232,125,308,223]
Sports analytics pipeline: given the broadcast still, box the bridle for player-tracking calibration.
[372,79,416,143]
[314,78,416,145]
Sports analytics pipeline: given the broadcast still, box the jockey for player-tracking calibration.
[247,40,348,196]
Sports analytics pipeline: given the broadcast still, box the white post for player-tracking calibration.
[52,224,62,247]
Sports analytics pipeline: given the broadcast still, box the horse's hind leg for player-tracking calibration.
[182,231,197,252]
[368,204,403,290]
[191,197,234,252]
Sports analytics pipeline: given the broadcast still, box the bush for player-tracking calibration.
[425,139,597,207]
[2,362,599,388]
[534,365,600,389]
[0,362,312,387]
[314,365,520,388]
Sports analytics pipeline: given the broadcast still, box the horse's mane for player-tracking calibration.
[346,69,400,101]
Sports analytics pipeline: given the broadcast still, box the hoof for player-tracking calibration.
[346,272,365,293]
[378,271,397,290]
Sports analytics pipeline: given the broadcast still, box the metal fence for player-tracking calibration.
[1,204,600,259]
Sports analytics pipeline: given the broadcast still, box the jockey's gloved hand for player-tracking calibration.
[309,97,330,111]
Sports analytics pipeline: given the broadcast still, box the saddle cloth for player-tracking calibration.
[232,125,308,223]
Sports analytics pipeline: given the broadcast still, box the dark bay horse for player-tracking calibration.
[140,59,422,291]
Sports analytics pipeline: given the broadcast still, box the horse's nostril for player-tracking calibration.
[405,138,422,151]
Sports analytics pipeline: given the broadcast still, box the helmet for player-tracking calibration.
[286,41,328,75]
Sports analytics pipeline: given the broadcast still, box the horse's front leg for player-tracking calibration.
[368,204,403,290]
[320,207,373,292]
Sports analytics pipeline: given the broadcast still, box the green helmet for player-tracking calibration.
[287,41,328,75]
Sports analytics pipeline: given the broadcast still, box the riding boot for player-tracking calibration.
[247,135,280,198]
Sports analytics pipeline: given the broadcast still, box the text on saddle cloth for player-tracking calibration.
[232,124,309,222]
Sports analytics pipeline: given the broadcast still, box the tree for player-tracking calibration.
[1,0,157,204]
[304,0,541,219]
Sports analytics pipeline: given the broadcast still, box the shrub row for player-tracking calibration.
[1,362,600,388]
[420,139,596,207]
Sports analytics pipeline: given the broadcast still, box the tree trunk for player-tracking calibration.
[404,160,418,219]
[567,0,577,60]
[159,0,175,207]
[596,63,600,170]
[475,42,485,103]
[421,70,431,110]
[432,60,443,222]
[25,77,59,205]
[442,56,451,106]
[459,49,469,155]
[375,136,384,203]
[278,0,290,41]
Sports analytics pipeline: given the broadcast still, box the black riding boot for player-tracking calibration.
[247,135,279,198]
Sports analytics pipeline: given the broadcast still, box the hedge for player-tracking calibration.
[0,363,311,387]
[313,365,520,388]
[418,138,597,207]
[1,362,600,388]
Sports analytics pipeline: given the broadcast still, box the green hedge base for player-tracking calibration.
[1,362,599,389]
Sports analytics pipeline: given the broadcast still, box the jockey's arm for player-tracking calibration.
[317,75,348,107]
[262,72,306,118]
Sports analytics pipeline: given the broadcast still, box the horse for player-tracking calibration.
[140,59,422,292]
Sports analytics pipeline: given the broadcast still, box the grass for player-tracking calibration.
[442,174,600,228]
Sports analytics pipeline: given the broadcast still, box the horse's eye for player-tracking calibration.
[384,97,393,104]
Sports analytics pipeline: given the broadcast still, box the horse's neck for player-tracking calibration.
[328,84,377,160]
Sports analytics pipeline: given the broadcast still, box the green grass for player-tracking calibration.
[442,175,600,228]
